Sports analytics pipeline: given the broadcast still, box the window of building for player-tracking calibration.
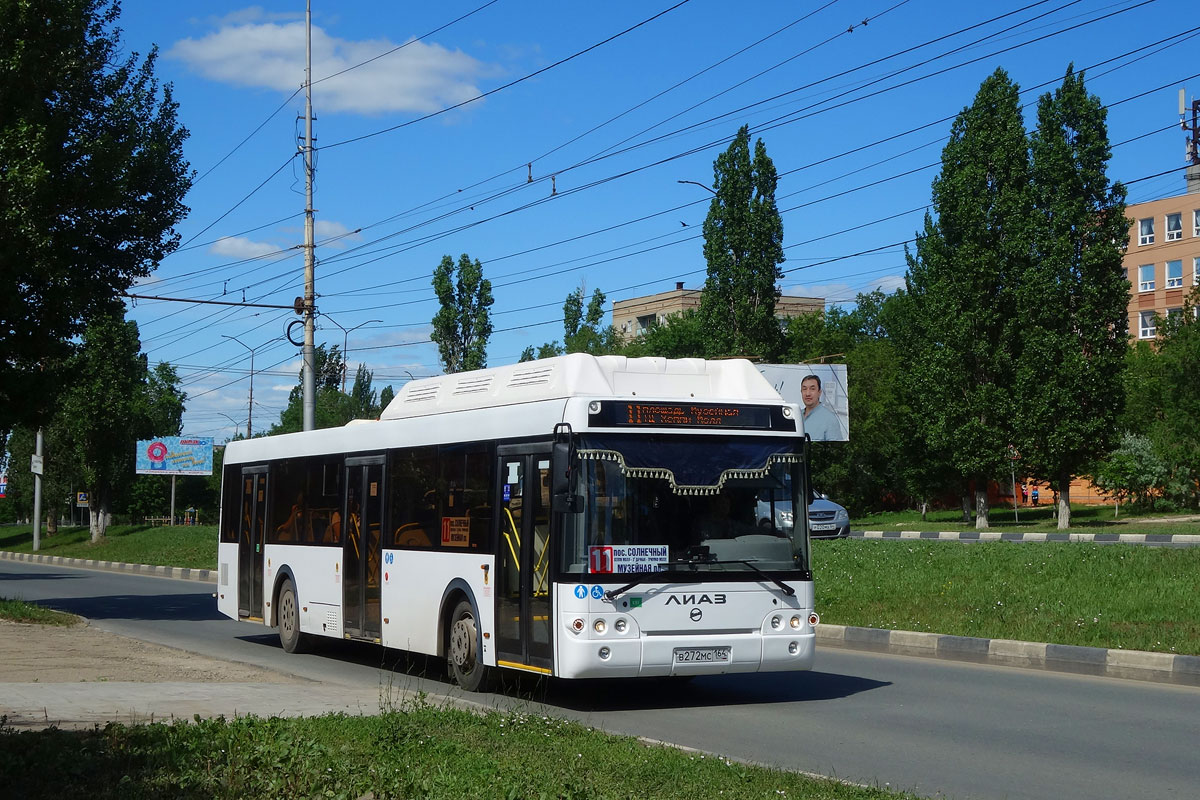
[1139,310,1156,339]
[1194,256,1200,285]
[1138,264,1155,292]
[1166,307,1182,323]
[1166,260,1183,288]
[636,314,656,335]
[1194,209,1200,238]
[1138,217,1154,245]
[1166,212,1183,241]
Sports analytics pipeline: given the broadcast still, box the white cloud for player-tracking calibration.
[210,236,289,260]
[169,19,486,114]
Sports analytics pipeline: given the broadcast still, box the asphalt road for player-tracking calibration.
[3,560,1199,800]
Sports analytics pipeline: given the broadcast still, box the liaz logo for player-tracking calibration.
[664,593,726,606]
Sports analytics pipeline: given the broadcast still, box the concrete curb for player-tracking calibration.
[852,530,1200,546]
[5,549,1196,687]
[816,623,1200,687]
[0,549,216,583]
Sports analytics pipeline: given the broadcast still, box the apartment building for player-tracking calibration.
[612,281,823,339]
[1125,190,1200,340]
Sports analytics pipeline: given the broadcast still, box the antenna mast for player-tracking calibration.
[301,0,317,430]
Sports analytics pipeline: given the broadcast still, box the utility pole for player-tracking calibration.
[301,0,317,431]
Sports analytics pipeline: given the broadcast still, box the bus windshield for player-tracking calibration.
[559,434,809,577]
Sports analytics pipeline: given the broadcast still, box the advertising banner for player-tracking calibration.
[135,437,214,476]
[758,363,850,442]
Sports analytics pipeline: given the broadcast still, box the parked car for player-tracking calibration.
[756,491,850,539]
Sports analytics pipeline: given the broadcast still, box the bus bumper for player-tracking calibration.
[555,630,816,679]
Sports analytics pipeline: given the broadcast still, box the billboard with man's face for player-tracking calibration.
[757,364,849,442]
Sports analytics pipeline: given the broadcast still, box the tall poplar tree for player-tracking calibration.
[1017,67,1129,528]
[699,125,785,359]
[431,254,494,373]
[902,68,1032,529]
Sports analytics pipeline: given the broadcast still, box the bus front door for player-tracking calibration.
[343,456,384,641]
[495,448,553,674]
[237,467,268,620]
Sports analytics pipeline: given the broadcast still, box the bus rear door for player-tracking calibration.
[494,446,553,674]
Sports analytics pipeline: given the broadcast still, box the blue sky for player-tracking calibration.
[114,0,1197,441]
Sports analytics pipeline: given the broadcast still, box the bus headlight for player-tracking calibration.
[790,615,801,629]
[614,618,627,633]
[593,619,607,634]
[788,641,799,654]
[770,615,782,629]
[599,646,611,660]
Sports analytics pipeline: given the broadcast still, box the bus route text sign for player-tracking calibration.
[135,437,214,476]
[604,402,772,430]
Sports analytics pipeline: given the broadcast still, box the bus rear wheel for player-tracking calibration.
[448,598,487,691]
[278,579,308,654]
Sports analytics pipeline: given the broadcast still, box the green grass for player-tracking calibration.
[0,597,79,626]
[0,524,217,570]
[815,539,1200,654]
[853,504,1200,533]
[0,703,913,800]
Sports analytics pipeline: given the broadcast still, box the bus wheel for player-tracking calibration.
[278,579,308,654]
[448,599,487,691]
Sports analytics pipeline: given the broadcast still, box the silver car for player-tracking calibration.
[757,491,850,539]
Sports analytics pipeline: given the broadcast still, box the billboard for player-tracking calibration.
[757,363,849,442]
[135,437,214,476]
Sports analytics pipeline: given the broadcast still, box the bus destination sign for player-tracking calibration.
[607,401,772,429]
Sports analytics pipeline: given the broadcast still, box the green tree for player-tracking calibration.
[1091,433,1169,510]
[619,309,708,358]
[59,312,150,541]
[1015,67,1129,529]
[1139,288,1200,507]
[270,344,356,434]
[901,68,1032,529]
[379,384,396,412]
[564,287,620,355]
[0,0,191,431]
[431,253,494,373]
[699,125,785,359]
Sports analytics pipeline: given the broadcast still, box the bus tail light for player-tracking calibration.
[809,613,820,627]
[572,618,585,633]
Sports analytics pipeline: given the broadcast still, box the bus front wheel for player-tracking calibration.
[278,579,308,654]
[447,598,487,691]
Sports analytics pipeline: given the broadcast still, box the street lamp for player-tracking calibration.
[217,412,248,441]
[222,334,263,438]
[677,179,716,195]
[322,314,382,392]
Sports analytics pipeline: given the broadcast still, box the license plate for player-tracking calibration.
[811,523,836,531]
[674,647,730,663]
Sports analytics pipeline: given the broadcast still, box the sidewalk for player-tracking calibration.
[1,681,400,730]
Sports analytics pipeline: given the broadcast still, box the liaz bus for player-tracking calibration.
[216,354,818,690]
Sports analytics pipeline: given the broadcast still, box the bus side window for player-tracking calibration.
[388,446,437,549]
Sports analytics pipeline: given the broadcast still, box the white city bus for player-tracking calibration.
[216,354,818,690]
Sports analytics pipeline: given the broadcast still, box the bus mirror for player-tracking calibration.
[551,440,583,514]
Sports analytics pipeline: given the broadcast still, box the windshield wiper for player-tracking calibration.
[604,558,795,601]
